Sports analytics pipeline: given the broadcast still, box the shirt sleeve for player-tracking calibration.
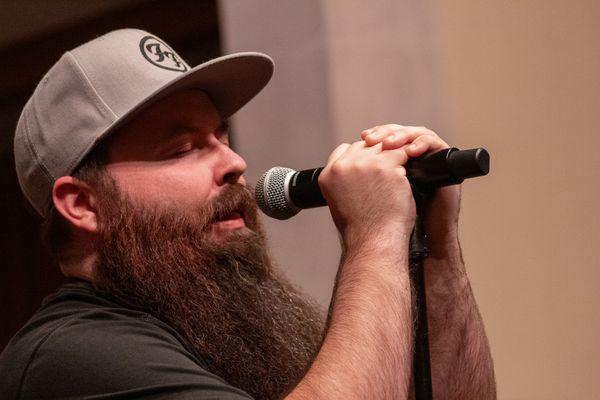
[18,308,254,400]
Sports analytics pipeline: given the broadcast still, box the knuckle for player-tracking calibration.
[330,160,348,176]
[415,135,432,144]
[383,124,403,131]
[382,138,395,147]
[317,170,329,186]
[352,159,370,173]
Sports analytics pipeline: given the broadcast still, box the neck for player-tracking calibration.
[60,251,98,282]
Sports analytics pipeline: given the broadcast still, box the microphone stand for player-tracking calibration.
[405,147,490,400]
[409,186,434,400]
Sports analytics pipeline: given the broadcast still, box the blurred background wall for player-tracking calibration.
[1,1,598,398]
[432,1,600,398]
[220,1,600,399]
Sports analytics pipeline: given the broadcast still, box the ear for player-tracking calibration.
[52,176,99,233]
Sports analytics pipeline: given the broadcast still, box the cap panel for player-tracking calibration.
[33,53,117,178]
[14,52,119,216]
[71,29,190,119]
[14,103,53,217]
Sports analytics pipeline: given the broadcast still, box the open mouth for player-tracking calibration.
[224,212,242,221]
[212,210,246,233]
[215,210,242,222]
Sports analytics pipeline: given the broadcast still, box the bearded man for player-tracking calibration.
[0,29,496,399]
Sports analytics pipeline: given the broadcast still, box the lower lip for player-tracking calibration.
[212,217,246,232]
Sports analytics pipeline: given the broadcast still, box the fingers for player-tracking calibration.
[359,124,451,164]
[381,126,437,150]
[405,134,450,158]
[346,140,382,155]
[360,124,404,141]
[361,125,440,151]
[337,140,409,168]
[325,139,409,175]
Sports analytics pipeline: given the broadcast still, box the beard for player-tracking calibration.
[90,175,325,400]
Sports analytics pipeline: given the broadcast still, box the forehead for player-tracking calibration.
[106,89,222,155]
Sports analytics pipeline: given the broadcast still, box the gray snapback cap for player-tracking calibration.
[14,28,274,219]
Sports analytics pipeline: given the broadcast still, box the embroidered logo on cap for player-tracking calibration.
[139,36,188,72]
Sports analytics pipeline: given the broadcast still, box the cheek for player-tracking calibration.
[107,164,214,209]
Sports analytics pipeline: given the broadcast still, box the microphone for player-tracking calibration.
[255,147,490,220]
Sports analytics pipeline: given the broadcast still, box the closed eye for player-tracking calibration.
[171,144,195,157]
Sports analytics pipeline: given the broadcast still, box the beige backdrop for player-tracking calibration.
[220,1,600,398]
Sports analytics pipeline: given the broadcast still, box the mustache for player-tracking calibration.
[204,184,259,227]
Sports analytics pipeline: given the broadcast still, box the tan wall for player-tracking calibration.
[432,1,600,398]
[220,0,600,397]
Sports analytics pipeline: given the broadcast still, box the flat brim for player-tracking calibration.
[91,51,274,152]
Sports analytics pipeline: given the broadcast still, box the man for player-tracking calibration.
[0,29,495,399]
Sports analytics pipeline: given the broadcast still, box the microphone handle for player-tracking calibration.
[406,147,489,188]
[289,167,325,209]
[288,148,489,209]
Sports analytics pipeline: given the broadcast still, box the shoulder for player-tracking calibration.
[18,299,252,399]
[39,307,195,372]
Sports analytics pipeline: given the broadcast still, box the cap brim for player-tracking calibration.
[93,51,273,149]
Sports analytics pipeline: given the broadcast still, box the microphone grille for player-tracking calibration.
[255,167,299,220]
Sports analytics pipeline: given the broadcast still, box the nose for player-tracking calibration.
[214,142,247,186]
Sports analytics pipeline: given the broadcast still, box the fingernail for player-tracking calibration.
[409,143,418,150]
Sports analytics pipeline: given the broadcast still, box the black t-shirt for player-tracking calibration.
[0,280,252,399]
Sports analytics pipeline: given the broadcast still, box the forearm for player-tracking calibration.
[424,238,496,399]
[286,241,413,400]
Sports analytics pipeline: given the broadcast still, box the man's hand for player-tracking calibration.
[318,137,416,253]
[360,124,462,254]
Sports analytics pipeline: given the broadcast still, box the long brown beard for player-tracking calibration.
[91,175,325,400]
